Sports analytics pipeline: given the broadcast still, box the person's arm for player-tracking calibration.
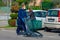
[24,9,28,18]
[18,9,22,19]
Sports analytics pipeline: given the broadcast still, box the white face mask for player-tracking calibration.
[24,6,26,9]
[22,6,26,9]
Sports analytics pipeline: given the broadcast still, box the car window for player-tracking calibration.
[35,11,47,17]
[48,10,58,17]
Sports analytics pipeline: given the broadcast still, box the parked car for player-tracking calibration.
[44,8,60,31]
[26,10,47,29]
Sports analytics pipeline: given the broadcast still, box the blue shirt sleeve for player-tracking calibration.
[18,9,27,19]
[23,9,27,18]
[18,9,22,19]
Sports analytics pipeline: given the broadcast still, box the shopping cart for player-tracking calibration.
[24,18,43,37]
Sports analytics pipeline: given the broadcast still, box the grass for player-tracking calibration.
[4,25,16,28]
[0,25,16,30]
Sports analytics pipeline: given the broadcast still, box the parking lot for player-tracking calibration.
[0,30,60,40]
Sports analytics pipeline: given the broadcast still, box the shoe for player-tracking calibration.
[17,32,23,35]
[17,33,20,35]
[23,33,32,37]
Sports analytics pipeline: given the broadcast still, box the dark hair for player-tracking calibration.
[28,8,32,12]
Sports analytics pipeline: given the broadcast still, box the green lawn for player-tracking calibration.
[5,25,16,28]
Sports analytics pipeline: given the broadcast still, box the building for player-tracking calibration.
[29,0,42,6]
[35,0,42,6]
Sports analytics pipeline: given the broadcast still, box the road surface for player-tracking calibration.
[0,30,60,40]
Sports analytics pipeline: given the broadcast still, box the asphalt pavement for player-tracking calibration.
[0,30,60,40]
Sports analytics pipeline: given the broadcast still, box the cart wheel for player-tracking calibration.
[31,32,43,38]
[44,27,51,32]
[44,27,48,31]
[23,33,32,37]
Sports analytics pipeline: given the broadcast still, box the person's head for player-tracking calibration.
[28,8,32,12]
[21,3,26,9]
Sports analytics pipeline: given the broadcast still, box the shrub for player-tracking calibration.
[8,13,18,27]
[42,2,54,10]
[10,13,18,19]
[11,5,19,13]
[8,19,16,27]
[27,6,41,10]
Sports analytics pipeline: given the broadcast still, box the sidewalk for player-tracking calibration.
[0,27,16,30]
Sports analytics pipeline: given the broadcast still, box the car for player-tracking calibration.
[44,8,60,31]
[26,10,47,29]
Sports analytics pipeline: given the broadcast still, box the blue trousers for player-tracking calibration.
[16,18,26,35]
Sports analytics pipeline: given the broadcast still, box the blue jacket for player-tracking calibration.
[18,8,27,19]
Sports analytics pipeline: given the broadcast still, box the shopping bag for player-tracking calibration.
[26,19,42,30]
[33,20,42,30]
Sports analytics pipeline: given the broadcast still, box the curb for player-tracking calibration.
[0,27,16,30]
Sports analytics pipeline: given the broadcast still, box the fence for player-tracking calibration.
[0,7,11,26]
[0,7,11,13]
[0,14,10,21]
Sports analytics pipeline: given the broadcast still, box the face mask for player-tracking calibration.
[23,6,26,9]
[22,6,26,9]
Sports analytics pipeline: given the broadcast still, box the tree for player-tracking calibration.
[43,0,52,2]
[52,0,60,8]
[0,0,2,2]
[0,0,2,6]
[16,0,30,5]
[42,1,54,10]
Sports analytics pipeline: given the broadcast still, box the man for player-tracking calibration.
[16,3,27,35]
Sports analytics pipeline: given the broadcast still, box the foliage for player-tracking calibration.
[16,0,30,5]
[0,0,2,5]
[0,0,5,6]
[16,0,24,3]
[31,6,41,10]
[11,4,20,13]
[42,2,54,10]
[10,13,18,19]
[8,19,16,27]
[43,0,52,2]
[8,13,18,27]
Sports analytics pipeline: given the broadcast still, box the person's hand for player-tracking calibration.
[27,16,30,19]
